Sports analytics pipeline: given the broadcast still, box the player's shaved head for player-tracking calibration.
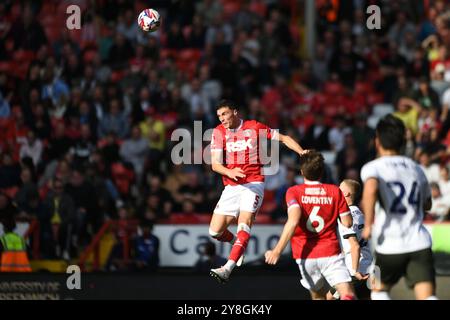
[300,150,324,181]
[340,179,361,203]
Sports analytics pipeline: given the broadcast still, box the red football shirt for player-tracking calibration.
[210,119,278,186]
[285,181,351,259]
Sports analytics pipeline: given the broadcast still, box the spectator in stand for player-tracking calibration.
[302,114,330,151]
[133,221,160,272]
[120,125,148,181]
[186,15,206,49]
[98,98,130,140]
[105,204,133,272]
[14,166,38,212]
[0,192,17,222]
[0,91,10,119]
[195,0,223,27]
[85,163,118,220]
[388,11,416,49]
[44,178,76,259]
[174,171,206,212]
[19,130,43,168]
[116,9,140,44]
[142,173,173,217]
[78,99,98,139]
[166,21,186,49]
[99,131,121,169]
[429,182,450,222]
[440,84,450,136]
[80,63,98,96]
[41,67,70,116]
[169,87,191,128]
[311,42,330,86]
[7,4,47,51]
[65,168,101,247]
[439,166,450,196]
[92,85,107,123]
[393,75,415,106]
[405,128,417,160]
[61,52,84,87]
[419,150,441,183]
[328,37,366,88]
[132,87,152,124]
[30,103,51,141]
[139,192,169,223]
[335,133,362,182]
[71,124,95,167]
[392,97,421,136]
[270,166,299,222]
[181,77,213,125]
[107,31,135,71]
[351,113,375,163]
[328,115,351,153]
[139,109,166,172]
[413,77,441,111]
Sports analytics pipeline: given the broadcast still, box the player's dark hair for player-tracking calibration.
[216,99,239,111]
[376,115,406,152]
[300,150,324,181]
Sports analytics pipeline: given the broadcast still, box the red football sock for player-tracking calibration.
[215,229,235,243]
[228,230,250,262]
[341,295,356,300]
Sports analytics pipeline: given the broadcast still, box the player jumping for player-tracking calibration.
[208,100,305,283]
[265,150,356,300]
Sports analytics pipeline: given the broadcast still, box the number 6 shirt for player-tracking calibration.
[286,181,351,259]
[360,155,432,255]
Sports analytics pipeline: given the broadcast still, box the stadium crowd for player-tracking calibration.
[0,0,449,262]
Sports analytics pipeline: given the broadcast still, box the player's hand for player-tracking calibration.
[265,250,280,265]
[361,225,372,241]
[354,272,369,281]
[227,168,246,181]
[299,149,310,155]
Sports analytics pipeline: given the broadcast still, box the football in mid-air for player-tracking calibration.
[137,8,161,32]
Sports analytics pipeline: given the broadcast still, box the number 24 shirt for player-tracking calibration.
[361,155,432,255]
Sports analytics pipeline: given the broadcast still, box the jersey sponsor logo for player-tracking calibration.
[301,196,333,205]
[226,139,254,152]
[304,188,326,196]
[244,129,253,137]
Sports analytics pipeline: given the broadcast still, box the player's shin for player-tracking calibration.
[226,223,251,271]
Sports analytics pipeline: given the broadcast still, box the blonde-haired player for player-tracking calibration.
[327,179,373,300]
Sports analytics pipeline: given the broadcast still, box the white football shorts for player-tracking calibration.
[213,182,265,217]
[296,254,352,292]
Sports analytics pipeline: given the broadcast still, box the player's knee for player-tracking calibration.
[209,228,222,239]
[237,223,251,234]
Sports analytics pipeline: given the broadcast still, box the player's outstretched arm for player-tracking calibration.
[265,206,301,265]
[276,133,305,156]
[361,178,378,240]
[211,150,246,181]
